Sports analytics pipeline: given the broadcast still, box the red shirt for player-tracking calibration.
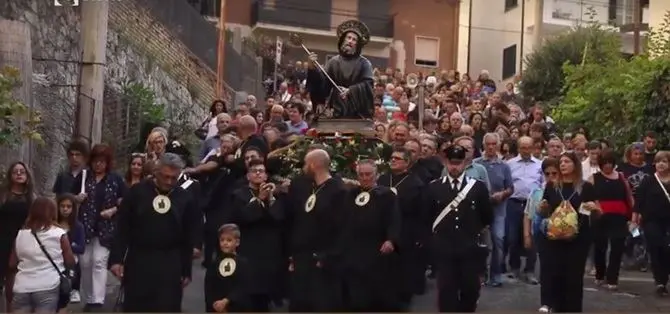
[392,112,408,122]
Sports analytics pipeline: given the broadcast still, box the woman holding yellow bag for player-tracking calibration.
[537,152,601,313]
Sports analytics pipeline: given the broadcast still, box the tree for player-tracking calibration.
[520,8,621,108]
[0,66,42,146]
[554,11,670,150]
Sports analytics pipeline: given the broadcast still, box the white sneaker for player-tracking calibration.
[70,290,81,303]
[538,305,551,313]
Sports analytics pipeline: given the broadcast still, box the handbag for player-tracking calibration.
[194,118,210,140]
[31,230,72,300]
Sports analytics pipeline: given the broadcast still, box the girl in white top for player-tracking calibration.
[6,197,75,313]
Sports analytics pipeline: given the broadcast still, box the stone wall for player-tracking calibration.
[0,0,210,193]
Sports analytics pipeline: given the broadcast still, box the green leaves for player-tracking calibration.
[520,24,621,108]
[552,9,670,150]
[121,80,165,124]
[0,66,42,146]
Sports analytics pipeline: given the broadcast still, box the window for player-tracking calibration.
[502,44,517,79]
[505,0,518,11]
[263,0,276,10]
[414,36,439,68]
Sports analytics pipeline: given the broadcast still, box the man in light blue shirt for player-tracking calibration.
[475,133,514,286]
[505,136,544,284]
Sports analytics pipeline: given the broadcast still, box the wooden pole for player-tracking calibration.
[633,0,641,55]
[417,82,425,131]
[76,0,109,145]
[216,0,227,99]
[0,19,33,162]
[533,0,544,47]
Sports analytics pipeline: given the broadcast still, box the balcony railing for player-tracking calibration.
[251,1,393,38]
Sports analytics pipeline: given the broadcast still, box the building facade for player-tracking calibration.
[460,0,653,85]
[223,0,460,74]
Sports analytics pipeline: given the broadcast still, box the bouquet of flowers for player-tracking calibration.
[546,200,579,240]
[270,129,393,180]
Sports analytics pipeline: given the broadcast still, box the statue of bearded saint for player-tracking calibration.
[306,20,375,120]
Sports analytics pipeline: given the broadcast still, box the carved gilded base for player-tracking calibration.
[313,119,376,137]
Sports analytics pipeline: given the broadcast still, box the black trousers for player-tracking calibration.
[435,252,480,312]
[592,214,628,285]
[536,235,551,307]
[643,220,670,286]
[541,236,590,313]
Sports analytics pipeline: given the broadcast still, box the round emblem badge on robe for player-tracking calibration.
[152,195,171,214]
[218,258,236,277]
[355,191,370,207]
[390,187,398,195]
[234,148,242,159]
[305,194,317,212]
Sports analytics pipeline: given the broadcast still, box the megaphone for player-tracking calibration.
[406,73,419,89]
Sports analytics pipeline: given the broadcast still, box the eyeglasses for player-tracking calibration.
[544,171,558,176]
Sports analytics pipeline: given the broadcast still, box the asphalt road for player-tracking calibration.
[62,260,670,312]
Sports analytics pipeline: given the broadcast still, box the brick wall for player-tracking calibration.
[108,1,233,105]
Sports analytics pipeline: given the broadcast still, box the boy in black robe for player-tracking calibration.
[204,224,253,312]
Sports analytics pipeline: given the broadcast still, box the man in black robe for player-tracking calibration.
[229,159,285,311]
[306,20,374,119]
[377,147,427,305]
[424,145,493,312]
[287,149,347,311]
[340,160,401,311]
[109,153,203,312]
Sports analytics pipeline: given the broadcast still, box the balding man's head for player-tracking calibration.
[238,115,257,134]
[518,136,534,158]
[303,149,330,176]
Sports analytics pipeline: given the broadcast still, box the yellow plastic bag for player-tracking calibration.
[546,200,579,240]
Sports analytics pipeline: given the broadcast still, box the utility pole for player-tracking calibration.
[216,0,227,99]
[633,0,641,55]
[533,0,544,48]
[76,1,109,145]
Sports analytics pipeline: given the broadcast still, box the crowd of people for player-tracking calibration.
[1,22,670,314]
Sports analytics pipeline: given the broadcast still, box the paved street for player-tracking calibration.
[59,260,670,312]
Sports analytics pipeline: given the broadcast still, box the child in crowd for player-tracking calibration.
[56,193,86,308]
[204,224,251,313]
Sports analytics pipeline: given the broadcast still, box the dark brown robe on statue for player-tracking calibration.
[306,53,374,119]
[109,179,202,312]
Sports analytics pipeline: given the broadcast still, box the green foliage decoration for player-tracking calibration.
[520,7,621,108]
[0,66,42,146]
[274,132,393,180]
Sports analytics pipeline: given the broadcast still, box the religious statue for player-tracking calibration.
[305,20,375,120]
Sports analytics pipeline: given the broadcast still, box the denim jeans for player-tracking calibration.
[12,286,59,313]
[506,199,536,273]
[489,201,507,283]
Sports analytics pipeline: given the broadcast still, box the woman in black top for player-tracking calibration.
[538,151,600,313]
[588,149,633,290]
[0,162,34,301]
[634,151,670,296]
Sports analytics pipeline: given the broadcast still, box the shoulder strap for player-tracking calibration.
[654,173,670,204]
[31,230,65,276]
